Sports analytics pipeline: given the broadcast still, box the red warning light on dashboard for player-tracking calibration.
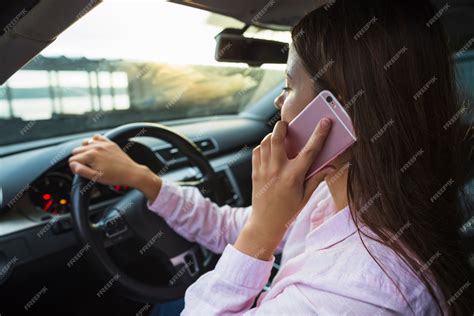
[43,193,51,200]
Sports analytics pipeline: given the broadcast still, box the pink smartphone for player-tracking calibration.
[284,90,357,180]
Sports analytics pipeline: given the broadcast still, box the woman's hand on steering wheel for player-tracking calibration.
[68,134,162,201]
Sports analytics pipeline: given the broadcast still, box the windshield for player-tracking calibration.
[0,0,288,146]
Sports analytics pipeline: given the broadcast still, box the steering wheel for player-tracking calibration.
[70,122,228,303]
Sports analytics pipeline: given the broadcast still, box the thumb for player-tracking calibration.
[303,168,332,201]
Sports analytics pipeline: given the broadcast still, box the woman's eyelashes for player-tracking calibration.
[282,86,291,92]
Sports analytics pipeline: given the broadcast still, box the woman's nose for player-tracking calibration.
[274,94,283,110]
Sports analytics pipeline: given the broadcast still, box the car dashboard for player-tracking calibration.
[0,115,269,288]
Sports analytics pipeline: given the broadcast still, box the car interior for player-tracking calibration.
[0,0,473,315]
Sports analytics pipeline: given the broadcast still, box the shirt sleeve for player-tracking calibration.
[146,178,289,254]
[181,245,403,315]
[181,245,315,315]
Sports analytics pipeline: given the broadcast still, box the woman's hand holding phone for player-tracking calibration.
[234,118,333,261]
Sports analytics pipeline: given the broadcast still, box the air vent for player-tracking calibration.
[155,146,185,163]
[154,137,218,164]
[195,138,217,152]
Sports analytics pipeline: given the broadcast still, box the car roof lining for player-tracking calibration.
[0,0,40,37]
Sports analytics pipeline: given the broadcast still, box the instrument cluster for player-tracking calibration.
[29,167,131,215]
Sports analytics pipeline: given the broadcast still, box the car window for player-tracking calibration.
[0,0,286,146]
[456,50,474,113]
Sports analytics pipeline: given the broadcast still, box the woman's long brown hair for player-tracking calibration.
[292,0,473,314]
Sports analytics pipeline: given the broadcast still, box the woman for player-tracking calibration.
[69,0,473,314]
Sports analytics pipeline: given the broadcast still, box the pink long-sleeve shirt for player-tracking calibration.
[147,179,446,315]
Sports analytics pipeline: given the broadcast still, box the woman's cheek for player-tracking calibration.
[284,105,302,123]
[279,101,291,122]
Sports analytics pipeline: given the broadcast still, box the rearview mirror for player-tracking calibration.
[214,28,288,67]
